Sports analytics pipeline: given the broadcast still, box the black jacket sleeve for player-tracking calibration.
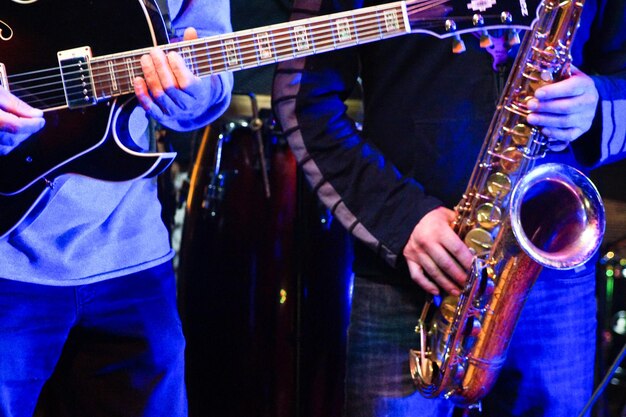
[272,0,442,267]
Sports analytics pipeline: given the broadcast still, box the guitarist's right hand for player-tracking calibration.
[0,88,45,155]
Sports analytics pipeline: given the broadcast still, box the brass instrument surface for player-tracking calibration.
[410,0,605,406]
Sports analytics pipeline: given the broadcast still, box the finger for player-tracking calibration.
[134,78,166,120]
[139,53,164,98]
[166,52,200,92]
[441,232,474,271]
[533,74,589,101]
[183,27,199,41]
[0,112,45,134]
[0,88,44,118]
[137,52,184,115]
[150,47,179,91]
[13,99,43,119]
[426,247,466,291]
[17,116,46,134]
[526,112,578,128]
[170,27,200,91]
[540,126,584,142]
[527,96,588,115]
[407,261,440,295]
[416,250,462,296]
[133,77,153,110]
[162,88,193,111]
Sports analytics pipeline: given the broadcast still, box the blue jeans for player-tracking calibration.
[0,262,186,417]
[345,266,597,417]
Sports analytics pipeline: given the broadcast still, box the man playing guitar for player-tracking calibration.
[0,1,232,416]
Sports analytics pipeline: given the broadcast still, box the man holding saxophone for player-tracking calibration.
[273,0,626,415]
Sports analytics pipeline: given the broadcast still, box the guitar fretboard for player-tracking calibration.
[89,1,411,100]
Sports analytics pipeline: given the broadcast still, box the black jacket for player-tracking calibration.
[273,0,626,280]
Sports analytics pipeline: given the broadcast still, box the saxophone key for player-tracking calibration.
[498,147,523,172]
[486,172,512,197]
[503,123,532,145]
[461,317,481,350]
[476,203,502,230]
[463,228,494,254]
[454,363,467,384]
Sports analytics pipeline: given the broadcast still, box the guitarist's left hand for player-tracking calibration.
[133,27,215,129]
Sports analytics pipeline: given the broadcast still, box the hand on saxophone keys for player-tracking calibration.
[526,65,599,145]
[402,207,474,296]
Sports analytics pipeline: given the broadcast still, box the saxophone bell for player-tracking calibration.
[510,162,605,270]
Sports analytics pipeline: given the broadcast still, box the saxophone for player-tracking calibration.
[409,0,605,406]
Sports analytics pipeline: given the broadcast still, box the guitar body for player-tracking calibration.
[0,0,173,237]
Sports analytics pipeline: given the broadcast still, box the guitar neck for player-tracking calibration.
[4,0,536,111]
[89,1,414,102]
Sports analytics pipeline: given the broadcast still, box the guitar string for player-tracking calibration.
[6,0,443,87]
[9,14,484,109]
[10,0,504,108]
[7,12,422,107]
[7,28,384,107]
[86,0,449,81]
[8,17,401,88]
[88,15,441,86]
[4,0,450,102]
[5,2,421,82]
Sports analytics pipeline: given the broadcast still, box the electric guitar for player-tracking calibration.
[0,0,536,238]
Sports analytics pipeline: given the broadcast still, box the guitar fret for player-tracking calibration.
[352,15,361,43]
[238,32,257,67]
[125,57,137,89]
[270,30,279,61]
[207,42,225,74]
[205,40,214,74]
[272,27,292,60]
[179,46,196,76]
[307,24,317,53]
[86,0,418,102]
[375,8,385,37]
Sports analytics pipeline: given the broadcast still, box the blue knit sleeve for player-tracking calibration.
[162,0,233,131]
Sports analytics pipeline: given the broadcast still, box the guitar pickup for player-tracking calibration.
[57,47,98,109]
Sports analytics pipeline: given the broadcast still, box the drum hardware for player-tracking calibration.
[180,93,274,221]
[248,93,272,199]
[200,121,238,219]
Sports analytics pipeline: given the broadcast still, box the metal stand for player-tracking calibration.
[578,341,626,417]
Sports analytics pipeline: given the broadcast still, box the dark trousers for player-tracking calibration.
[0,262,186,417]
[345,266,597,417]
